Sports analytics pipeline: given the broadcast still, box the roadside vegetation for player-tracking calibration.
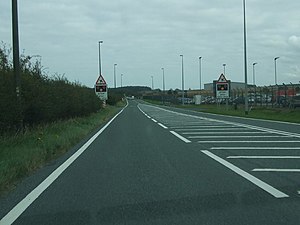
[143,99,300,123]
[0,102,124,195]
[0,43,126,195]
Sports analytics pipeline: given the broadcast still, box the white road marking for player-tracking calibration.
[201,150,289,198]
[147,116,151,119]
[211,147,300,150]
[138,104,300,139]
[183,131,267,135]
[170,131,191,143]
[228,156,300,159]
[158,123,168,129]
[0,104,128,225]
[253,168,300,172]
[198,141,300,143]
[174,128,249,131]
[190,135,283,139]
[152,119,157,123]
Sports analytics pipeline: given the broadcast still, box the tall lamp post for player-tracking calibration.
[162,67,165,104]
[243,0,249,115]
[180,54,184,105]
[223,63,226,75]
[121,74,123,87]
[113,63,117,88]
[151,76,154,90]
[252,62,257,85]
[199,57,202,90]
[12,0,22,130]
[98,41,103,75]
[274,57,280,85]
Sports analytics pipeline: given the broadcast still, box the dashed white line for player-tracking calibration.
[183,131,267,135]
[152,118,157,123]
[201,150,289,198]
[170,131,191,143]
[190,135,283,139]
[158,123,168,129]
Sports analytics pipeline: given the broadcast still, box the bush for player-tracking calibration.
[0,44,102,134]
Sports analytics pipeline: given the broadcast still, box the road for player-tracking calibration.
[1,100,300,224]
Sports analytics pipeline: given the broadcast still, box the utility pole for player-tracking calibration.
[12,0,23,130]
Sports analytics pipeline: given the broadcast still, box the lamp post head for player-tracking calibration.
[223,63,226,67]
[99,40,103,44]
[274,57,280,61]
[180,54,183,57]
[253,62,257,66]
[114,63,117,66]
[199,56,202,60]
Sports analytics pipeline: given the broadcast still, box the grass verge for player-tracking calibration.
[143,99,300,123]
[0,101,125,196]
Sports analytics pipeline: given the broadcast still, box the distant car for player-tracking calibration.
[289,96,300,109]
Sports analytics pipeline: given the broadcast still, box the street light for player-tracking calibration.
[151,76,154,90]
[12,0,22,130]
[274,57,280,85]
[223,63,226,75]
[113,63,117,88]
[98,41,103,75]
[180,54,184,105]
[161,68,165,92]
[252,62,257,85]
[121,74,123,87]
[199,57,202,90]
[243,0,249,115]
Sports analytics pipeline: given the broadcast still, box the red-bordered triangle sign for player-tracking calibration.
[217,74,228,83]
[96,75,106,85]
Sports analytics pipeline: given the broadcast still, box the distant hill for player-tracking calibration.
[108,86,151,97]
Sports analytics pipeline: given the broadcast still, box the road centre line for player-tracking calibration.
[201,150,289,198]
[253,169,300,172]
[198,140,300,143]
[0,103,128,225]
[228,156,300,159]
[170,131,191,143]
[140,104,300,139]
[158,123,168,129]
[152,118,157,123]
[211,147,300,150]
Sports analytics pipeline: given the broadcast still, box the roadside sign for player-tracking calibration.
[95,75,108,101]
[216,73,230,99]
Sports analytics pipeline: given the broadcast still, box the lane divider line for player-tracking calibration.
[211,147,300,150]
[152,119,157,123]
[170,131,191,143]
[201,150,289,199]
[228,156,300,159]
[0,104,128,225]
[158,123,168,129]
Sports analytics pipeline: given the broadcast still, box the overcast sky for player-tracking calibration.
[1,0,300,90]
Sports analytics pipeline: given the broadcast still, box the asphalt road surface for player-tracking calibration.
[1,100,300,225]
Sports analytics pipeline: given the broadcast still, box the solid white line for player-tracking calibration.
[201,150,289,198]
[158,123,168,129]
[211,147,300,150]
[227,156,300,159]
[170,131,191,143]
[253,168,300,172]
[173,128,249,131]
[190,135,283,139]
[198,141,300,143]
[0,105,127,225]
[183,131,266,135]
[152,119,157,123]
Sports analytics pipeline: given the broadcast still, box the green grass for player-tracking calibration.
[143,99,300,123]
[0,102,125,195]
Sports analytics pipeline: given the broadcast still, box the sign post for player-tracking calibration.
[215,74,230,109]
[95,74,108,107]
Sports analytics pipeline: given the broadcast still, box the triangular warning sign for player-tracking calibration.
[96,75,106,85]
[217,74,228,83]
